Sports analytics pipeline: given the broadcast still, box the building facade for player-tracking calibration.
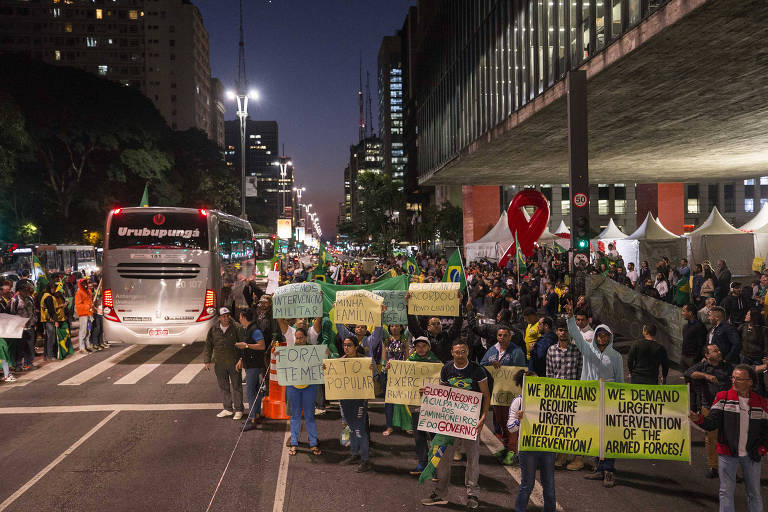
[377,35,406,188]
[344,135,383,221]
[0,0,221,143]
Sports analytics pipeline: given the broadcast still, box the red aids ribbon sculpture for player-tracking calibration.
[498,189,550,268]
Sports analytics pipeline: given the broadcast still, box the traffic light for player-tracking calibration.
[574,216,589,252]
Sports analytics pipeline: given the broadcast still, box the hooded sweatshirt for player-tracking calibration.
[567,316,624,382]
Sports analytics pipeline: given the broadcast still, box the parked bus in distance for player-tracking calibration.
[3,244,99,279]
[102,207,255,344]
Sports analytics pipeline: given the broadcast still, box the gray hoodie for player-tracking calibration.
[567,317,624,382]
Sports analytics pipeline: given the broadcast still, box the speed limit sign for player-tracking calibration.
[573,193,588,208]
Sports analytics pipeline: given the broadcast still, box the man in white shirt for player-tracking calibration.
[574,311,594,343]
[626,263,638,287]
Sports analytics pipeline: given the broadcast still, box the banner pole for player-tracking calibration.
[687,382,692,465]
[599,378,605,461]
[518,373,526,454]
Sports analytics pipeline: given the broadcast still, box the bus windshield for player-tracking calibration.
[108,211,209,250]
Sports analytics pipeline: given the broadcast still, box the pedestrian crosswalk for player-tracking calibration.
[0,343,213,389]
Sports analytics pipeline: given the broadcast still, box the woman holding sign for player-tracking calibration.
[284,327,323,456]
[332,335,377,473]
[381,324,412,436]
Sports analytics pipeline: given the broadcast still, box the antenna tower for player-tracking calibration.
[366,71,374,138]
[358,55,365,142]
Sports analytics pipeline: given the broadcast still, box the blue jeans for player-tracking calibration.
[340,399,369,461]
[286,385,318,447]
[515,451,556,512]
[597,458,615,474]
[718,455,763,512]
[244,368,264,416]
[412,409,430,467]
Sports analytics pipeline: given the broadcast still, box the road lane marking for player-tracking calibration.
[0,410,119,512]
[167,351,204,384]
[113,345,184,385]
[479,426,565,512]
[0,352,89,392]
[0,403,226,414]
[272,428,292,512]
[58,345,142,386]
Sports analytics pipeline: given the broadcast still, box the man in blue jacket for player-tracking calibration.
[706,306,741,363]
[565,299,624,488]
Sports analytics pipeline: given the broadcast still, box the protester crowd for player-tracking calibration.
[0,269,107,383]
[200,244,768,512]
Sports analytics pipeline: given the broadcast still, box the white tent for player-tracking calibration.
[554,220,570,238]
[688,207,754,275]
[596,218,628,240]
[615,213,686,268]
[465,211,513,262]
[740,203,768,232]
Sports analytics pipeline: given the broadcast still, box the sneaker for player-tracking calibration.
[466,495,479,510]
[314,408,326,416]
[567,456,584,471]
[216,410,234,418]
[4,375,17,382]
[584,470,603,480]
[502,451,519,466]
[453,451,464,461]
[243,421,257,432]
[340,455,360,465]
[421,493,448,506]
[493,449,506,460]
[409,464,425,476]
[356,460,373,473]
[554,453,567,469]
[233,411,243,420]
[79,349,87,354]
[603,471,615,488]
[86,347,94,353]
[705,468,718,479]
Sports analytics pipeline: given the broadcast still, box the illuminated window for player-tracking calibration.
[96,9,103,19]
[86,37,97,47]
[64,23,73,33]
[54,50,61,61]
[598,184,610,215]
[687,198,699,214]
[745,198,754,213]
[129,10,138,20]
[98,65,108,75]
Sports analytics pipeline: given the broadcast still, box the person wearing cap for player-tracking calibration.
[707,306,741,364]
[721,282,748,327]
[204,307,246,420]
[401,336,441,476]
[564,299,624,488]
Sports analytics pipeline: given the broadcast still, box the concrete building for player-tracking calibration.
[0,0,220,143]
[344,135,384,221]
[224,120,291,229]
[208,77,225,149]
[377,35,406,188]
[404,0,768,242]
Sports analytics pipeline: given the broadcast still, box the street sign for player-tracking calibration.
[574,253,589,267]
[573,193,588,208]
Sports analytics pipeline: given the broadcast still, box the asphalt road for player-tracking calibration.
[1,344,766,512]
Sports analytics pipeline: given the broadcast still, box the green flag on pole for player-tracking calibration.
[515,231,527,274]
[442,249,467,291]
[553,241,567,254]
[403,257,420,275]
[139,182,149,207]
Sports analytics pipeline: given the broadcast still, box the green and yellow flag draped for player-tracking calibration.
[442,250,467,291]
[418,434,455,484]
[57,322,73,360]
[515,232,527,274]
[403,257,419,275]
[554,241,566,254]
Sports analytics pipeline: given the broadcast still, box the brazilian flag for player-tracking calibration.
[515,231,527,274]
[554,241,566,254]
[418,434,455,484]
[319,245,333,267]
[403,257,420,275]
[442,249,467,291]
[57,322,73,360]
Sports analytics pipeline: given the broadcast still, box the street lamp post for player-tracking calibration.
[227,89,258,219]
[293,186,305,227]
[274,156,293,216]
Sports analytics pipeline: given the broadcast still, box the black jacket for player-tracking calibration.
[408,314,462,363]
[240,322,266,369]
[707,322,741,363]
[697,388,768,463]
[721,293,748,326]
[682,318,707,358]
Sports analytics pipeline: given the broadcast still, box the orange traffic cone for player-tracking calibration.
[262,341,289,419]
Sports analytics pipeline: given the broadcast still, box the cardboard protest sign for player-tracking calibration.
[484,365,528,406]
[753,257,764,272]
[384,361,443,406]
[266,270,280,294]
[602,383,690,461]
[335,289,384,327]
[271,282,323,319]
[323,357,375,399]
[519,376,600,456]
[274,345,327,386]
[407,282,460,317]
[374,290,408,325]
[417,384,483,441]
[0,313,28,339]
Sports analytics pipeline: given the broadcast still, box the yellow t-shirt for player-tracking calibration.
[524,322,539,355]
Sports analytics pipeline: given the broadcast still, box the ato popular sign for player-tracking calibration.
[417,384,483,441]
[323,358,376,400]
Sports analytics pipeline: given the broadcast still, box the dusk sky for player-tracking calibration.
[195,0,416,239]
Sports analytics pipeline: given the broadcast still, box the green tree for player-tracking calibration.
[356,172,406,254]
[0,94,32,240]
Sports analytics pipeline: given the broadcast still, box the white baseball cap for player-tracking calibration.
[218,307,231,315]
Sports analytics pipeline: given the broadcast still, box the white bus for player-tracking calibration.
[102,207,255,344]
